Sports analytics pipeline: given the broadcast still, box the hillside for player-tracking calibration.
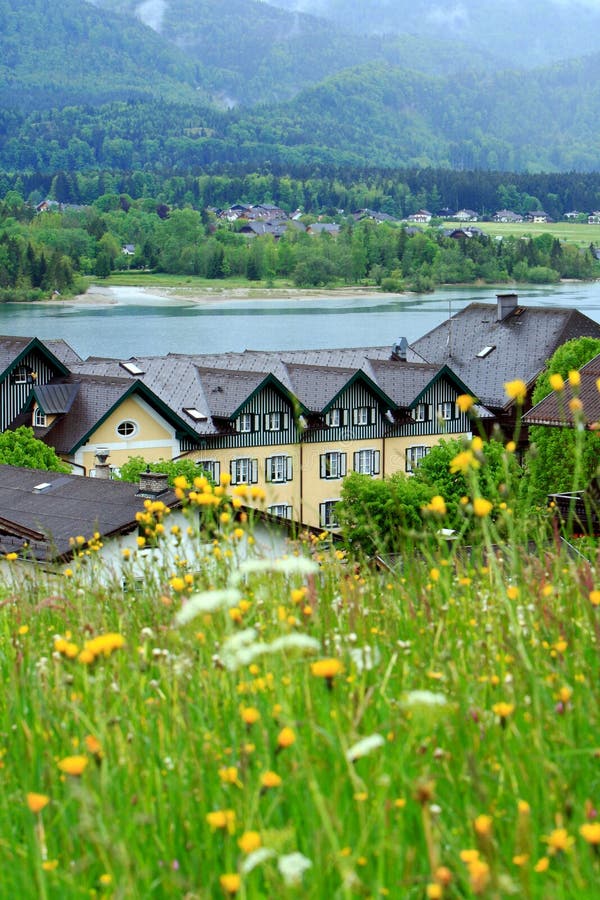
[0,0,205,108]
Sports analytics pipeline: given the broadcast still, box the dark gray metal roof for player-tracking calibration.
[0,464,177,561]
[411,303,600,409]
[34,382,80,414]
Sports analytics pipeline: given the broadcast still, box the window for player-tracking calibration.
[237,413,255,433]
[437,402,455,421]
[116,420,137,438]
[353,406,376,426]
[33,407,47,428]
[406,445,430,473]
[196,460,220,483]
[268,504,292,520]
[265,455,293,483]
[230,458,258,485]
[414,403,430,422]
[320,500,340,529]
[12,366,30,384]
[325,408,347,428]
[353,449,380,476]
[264,411,288,432]
[320,451,347,480]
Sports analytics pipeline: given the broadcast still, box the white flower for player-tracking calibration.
[174,589,241,624]
[241,848,276,874]
[346,733,385,761]
[230,557,318,585]
[278,851,312,885]
[270,634,320,654]
[221,631,320,671]
[401,690,447,709]
[348,645,381,672]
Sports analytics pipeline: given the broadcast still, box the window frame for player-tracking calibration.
[353,448,381,476]
[116,420,138,438]
[320,450,347,480]
[320,499,340,529]
[265,454,292,484]
[405,445,430,473]
[438,401,455,421]
[230,457,258,485]
[33,407,47,428]
[196,459,220,483]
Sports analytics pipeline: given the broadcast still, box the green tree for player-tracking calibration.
[0,427,70,471]
[117,456,209,486]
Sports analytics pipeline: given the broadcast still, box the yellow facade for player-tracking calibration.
[70,396,180,475]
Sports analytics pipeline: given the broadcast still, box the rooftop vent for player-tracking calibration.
[32,482,52,494]
[391,336,409,361]
[137,468,169,498]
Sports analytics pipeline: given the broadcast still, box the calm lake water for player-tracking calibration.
[2,282,600,359]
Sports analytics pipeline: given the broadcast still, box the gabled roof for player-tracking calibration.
[0,465,178,562]
[411,302,600,410]
[33,382,80,415]
[523,353,600,427]
[365,359,473,408]
[0,336,72,380]
[36,375,201,454]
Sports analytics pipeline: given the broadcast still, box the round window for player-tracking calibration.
[116,420,137,438]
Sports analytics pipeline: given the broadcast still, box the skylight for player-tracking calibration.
[120,361,144,375]
[476,345,496,358]
[183,408,208,421]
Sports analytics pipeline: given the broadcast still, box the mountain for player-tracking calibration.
[87,0,494,106]
[0,0,206,108]
[268,0,600,69]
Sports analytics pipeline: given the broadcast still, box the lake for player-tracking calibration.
[2,282,600,359]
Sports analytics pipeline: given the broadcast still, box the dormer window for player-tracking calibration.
[33,407,47,428]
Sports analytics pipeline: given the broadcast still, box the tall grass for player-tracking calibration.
[1,457,599,898]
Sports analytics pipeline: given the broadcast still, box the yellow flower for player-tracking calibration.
[26,792,49,813]
[450,449,479,474]
[459,849,480,864]
[474,814,493,837]
[57,755,88,776]
[42,860,58,872]
[473,497,493,518]
[504,379,527,403]
[549,373,564,391]
[534,856,549,872]
[513,854,529,867]
[206,809,236,833]
[425,495,447,515]
[543,827,574,854]
[99,874,112,887]
[238,830,261,853]
[218,766,241,786]
[507,586,519,600]
[84,735,102,756]
[219,873,241,895]
[260,770,282,789]
[569,397,583,413]
[589,590,600,606]
[240,706,260,725]
[456,394,475,413]
[580,822,600,844]
[5,552,18,561]
[505,440,516,453]
[426,885,443,899]
[310,658,344,679]
[277,727,296,749]
[467,859,490,894]
[492,701,514,720]
[568,369,581,388]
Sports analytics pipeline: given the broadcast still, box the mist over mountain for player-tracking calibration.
[268,0,600,67]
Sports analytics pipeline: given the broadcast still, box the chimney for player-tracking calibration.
[94,447,110,480]
[391,336,409,361]
[137,467,169,498]
[497,292,518,321]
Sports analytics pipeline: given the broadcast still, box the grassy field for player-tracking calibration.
[443,220,600,248]
[2,447,600,898]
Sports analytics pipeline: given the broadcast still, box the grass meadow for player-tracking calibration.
[2,444,600,899]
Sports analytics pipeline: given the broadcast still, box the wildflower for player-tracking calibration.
[219,873,241,895]
[474,814,493,837]
[277,727,296,749]
[83,633,125,659]
[456,394,475,412]
[174,589,241,624]
[240,706,260,725]
[534,856,550,872]
[543,827,574,855]
[99,874,112,887]
[513,854,529,866]
[57,755,88,776]
[473,497,493,518]
[460,849,480,864]
[492,701,514,724]
[238,831,262,854]
[278,852,312,886]
[568,369,581,388]
[310,658,343,680]
[346,733,385,762]
[26,792,49,813]
[507,585,519,600]
[569,397,583,413]
[424,495,447,515]
[260,770,282,789]
[589,590,600,606]
[450,449,479,474]
[580,822,600,844]
[42,860,58,871]
[219,766,242,787]
[468,858,490,894]
[348,645,381,672]
[241,848,276,874]
[504,379,527,403]
[549,373,564,391]
[206,809,236,833]
[426,885,443,899]
[505,440,516,453]
[5,552,18,561]
[84,735,102,756]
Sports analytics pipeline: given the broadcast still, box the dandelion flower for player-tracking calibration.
[424,495,447,516]
[206,809,236,833]
[238,831,262,854]
[474,814,493,837]
[549,373,564,391]
[260,770,282,789]
[568,369,581,388]
[219,873,241,895]
[534,856,550,872]
[580,822,600,845]
[26,792,49,813]
[240,706,260,725]
[57,755,88,776]
[543,827,574,855]
[310,658,343,679]
[456,394,475,413]
[473,497,493,518]
[277,727,296,749]
[589,590,600,606]
[504,379,527,403]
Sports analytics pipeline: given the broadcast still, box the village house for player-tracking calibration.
[492,210,523,223]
